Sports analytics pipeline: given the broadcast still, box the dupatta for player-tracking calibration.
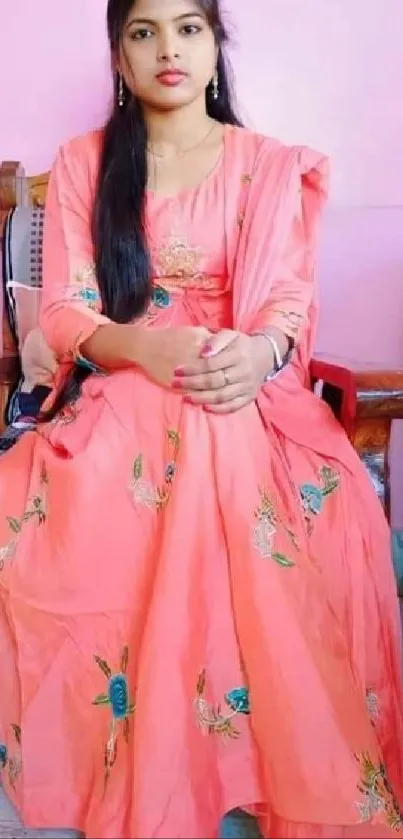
[225,126,360,474]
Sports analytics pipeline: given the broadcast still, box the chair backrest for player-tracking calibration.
[0,163,50,426]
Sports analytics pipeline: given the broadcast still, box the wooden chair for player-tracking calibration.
[0,163,48,425]
[1,161,403,521]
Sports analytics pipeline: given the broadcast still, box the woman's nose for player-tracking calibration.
[157,30,181,63]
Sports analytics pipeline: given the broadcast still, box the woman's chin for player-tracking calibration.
[143,86,199,112]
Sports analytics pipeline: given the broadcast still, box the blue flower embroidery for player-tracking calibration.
[194,670,250,738]
[78,287,100,306]
[108,674,130,720]
[300,484,323,516]
[0,725,22,788]
[152,285,171,308]
[300,466,340,533]
[225,687,251,715]
[93,647,135,786]
[0,744,7,768]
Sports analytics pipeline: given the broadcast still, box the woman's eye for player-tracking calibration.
[130,28,153,40]
[180,24,202,35]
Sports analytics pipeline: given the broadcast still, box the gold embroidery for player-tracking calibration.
[241,173,253,185]
[356,753,403,829]
[53,402,81,428]
[366,689,380,724]
[194,670,250,739]
[271,310,304,336]
[253,488,299,565]
[72,263,97,287]
[68,263,101,311]
[130,429,180,511]
[153,235,217,291]
[0,725,22,789]
[0,465,48,572]
[92,647,135,789]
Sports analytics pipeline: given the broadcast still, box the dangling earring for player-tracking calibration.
[212,70,219,100]
[118,74,125,108]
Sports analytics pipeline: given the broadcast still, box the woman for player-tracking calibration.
[0,0,402,837]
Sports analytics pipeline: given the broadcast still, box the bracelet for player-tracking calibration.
[76,353,105,375]
[260,333,282,371]
[253,332,292,382]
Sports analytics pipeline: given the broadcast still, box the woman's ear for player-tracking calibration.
[112,48,122,77]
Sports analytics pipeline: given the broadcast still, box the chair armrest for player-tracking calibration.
[0,354,20,385]
[310,353,403,521]
[0,355,20,433]
[310,353,403,433]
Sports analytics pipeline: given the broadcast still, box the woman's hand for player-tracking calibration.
[134,325,213,388]
[171,329,274,413]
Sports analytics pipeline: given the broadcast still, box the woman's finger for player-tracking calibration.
[184,382,245,405]
[174,345,240,378]
[174,365,241,393]
[204,396,251,414]
[201,329,239,358]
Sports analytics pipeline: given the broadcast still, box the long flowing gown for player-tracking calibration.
[0,124,403,839]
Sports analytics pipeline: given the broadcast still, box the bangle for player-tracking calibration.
[253,332,293,382]
[261,334,282,371]
[76,353,105,375]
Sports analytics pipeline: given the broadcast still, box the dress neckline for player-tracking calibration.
[147,123,227,204]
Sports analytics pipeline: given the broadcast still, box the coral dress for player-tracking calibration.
[0,125,403,839]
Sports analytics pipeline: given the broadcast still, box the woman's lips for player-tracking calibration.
[156,70,188,86]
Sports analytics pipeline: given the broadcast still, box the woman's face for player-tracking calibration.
[118,0,217,111]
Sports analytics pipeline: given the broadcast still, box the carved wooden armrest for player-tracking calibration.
[310,353,403,521]
[0,355,20,433]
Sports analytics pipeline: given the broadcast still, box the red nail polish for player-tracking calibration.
[172,379,183,390]
[173,367,185,377]
[201,343,213,357]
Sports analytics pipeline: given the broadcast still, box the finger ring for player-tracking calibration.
[223,369,230,386]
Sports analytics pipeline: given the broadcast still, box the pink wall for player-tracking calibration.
[1,0,403,517]
[1,0,402,204]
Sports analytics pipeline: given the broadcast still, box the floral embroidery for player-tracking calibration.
[145,285,172,324]
[253,488,298,565]
[300,466,340,534]
[0,744,7,768]
[241,173,253,185]
[0,464,48,572]
[157,235,203,282]
[69,263,101,312]
[51,402,81,428]
[0,725,22,789]
[366,689,380,724]
[72,286,100,310]
[152,284,172,308]
[194,670,250,739]
[270,309,304,338]
[355,753,403,829]
[130,429,180,511]
[0,542,16,573]
[93,647,135,787]
[153,233,218,292]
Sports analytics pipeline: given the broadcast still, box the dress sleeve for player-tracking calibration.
[251,161,326,344]
[233,141,329,353]
[40,140,111,362]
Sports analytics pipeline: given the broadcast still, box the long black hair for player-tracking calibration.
[46,0,241,416]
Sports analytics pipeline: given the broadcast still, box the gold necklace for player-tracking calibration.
[147,122,217,159]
